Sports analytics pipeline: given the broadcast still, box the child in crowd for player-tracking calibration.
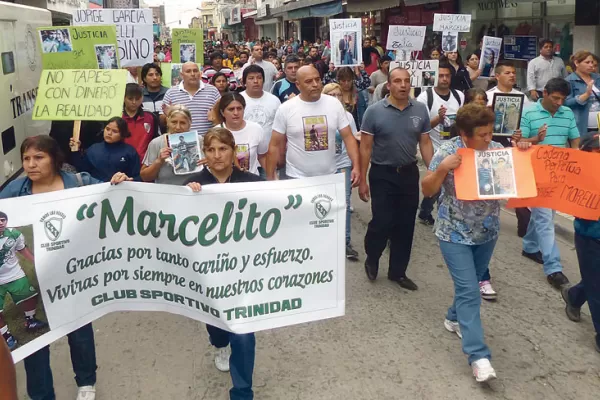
[0,212,47,351]
[122,83,160,161]
[70,117,141,182]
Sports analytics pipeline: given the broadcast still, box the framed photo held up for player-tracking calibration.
[491,93,524,136]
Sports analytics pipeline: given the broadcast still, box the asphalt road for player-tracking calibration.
[14,188,600,400]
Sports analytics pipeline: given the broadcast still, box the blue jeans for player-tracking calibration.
[439,239,496,364]
[206,325,255,400]
[336,167,351,245]
[24,323,97,400]
[570,233,600,335]
[522,207,562,275]
[357,89,369,127]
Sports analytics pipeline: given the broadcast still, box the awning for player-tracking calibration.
[345,0,400,13]
[243,10,258,18]
[286,1,342,19]
[255,18,279,26]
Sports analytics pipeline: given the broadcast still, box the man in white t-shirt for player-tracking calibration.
[242,44,278,91]
[267,65,360,182]
[416,63,464,224]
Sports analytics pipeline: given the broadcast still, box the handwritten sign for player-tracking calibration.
[386,26,427,51]
[73,9,153,67]
[455,147,537,200]
[433,14,472,33]
[38,26,120,70]
[391,60,439,88]
[330,19,363,67]
[507,146,600,220]
[33,69,127,121]
[172,28,205,65]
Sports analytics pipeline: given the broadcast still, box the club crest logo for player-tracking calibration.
[39,211,69,251]
[310,194,335,228]
[410,116,422,128]
[314,198,331,220]
[43,216,63,242]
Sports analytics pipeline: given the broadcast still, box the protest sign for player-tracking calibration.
[330,19,363,67]
[33,69,127,121]
[73,8,154,67]
[390,60,439,88]
[433,14,472,33]
[5,176,346,363]
[38,26,120,70]
[172,29,204,65]
[168,132,203,175]
[161,63,203,87]
[455,147,537,200]
[479,36,503,78]
[441,31,459,53]
[507,147,600,219]
[386,26,426,52]
[492,93,525,136]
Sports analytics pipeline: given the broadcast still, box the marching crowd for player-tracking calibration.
[0,35,599,400]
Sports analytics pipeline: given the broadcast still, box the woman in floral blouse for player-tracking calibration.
[421,103,531,384]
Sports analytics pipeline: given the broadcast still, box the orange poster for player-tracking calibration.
[506,146,600,220]
[455,147,537,200]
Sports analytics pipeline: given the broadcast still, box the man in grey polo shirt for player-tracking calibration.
[359,67,434,291]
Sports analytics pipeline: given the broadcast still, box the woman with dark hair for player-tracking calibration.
[185,127,260,400]
[211,72,230,95]
[430,48,441,60]
[421,104,531,383]
[565,50,600,140]
[214,92,267,176]
[0,135,130,400]
[70,117,141,182]
[466,53,487,90]
[444,51,472,93]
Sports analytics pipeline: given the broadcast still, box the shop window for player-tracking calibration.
[1,52,15,75]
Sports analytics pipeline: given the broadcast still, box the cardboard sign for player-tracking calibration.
[172,28,205,65]
[73,8,154,67]
[506,146,600,220]
[391,60,439,88]
[330,19,363,67]
[38,26,120,70]
[455,147,537,200]
[479,36,503,78]
[33,69,127,121]
[386,25,427,51]
[433,14,472,33]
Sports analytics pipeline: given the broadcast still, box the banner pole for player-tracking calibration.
[71,120,81,152]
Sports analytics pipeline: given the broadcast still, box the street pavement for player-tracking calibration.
[14,179,600,399]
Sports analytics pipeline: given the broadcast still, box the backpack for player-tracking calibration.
[426,87,462,112]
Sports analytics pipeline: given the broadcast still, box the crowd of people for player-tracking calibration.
[0,34,599,400]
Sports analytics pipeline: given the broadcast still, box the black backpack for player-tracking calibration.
[425,87,462,112]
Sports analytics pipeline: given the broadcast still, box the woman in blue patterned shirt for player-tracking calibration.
[421,103,531,383]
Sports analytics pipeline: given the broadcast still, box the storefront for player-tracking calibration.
[256,5,279,40]
[272,0,343,43]
[243,10,260,40]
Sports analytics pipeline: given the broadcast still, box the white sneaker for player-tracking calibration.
[472,358,497,383]
[444,319,462,338]
[76,385,96,400]
[479,280,498,301]
[214,346,231,372]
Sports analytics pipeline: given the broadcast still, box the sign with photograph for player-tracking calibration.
[4,175,346,363]
[479,36,503,78]
[385,25,427,52]
[33,69,127,121]
[73,8,154,67]
[230,6,241,24]
[504,35,538,61]
[454,147,537,201]
[441,31,459,53]
[172,29,204,65]
[167,131,203,175]
[432,14,472,33]
[507,147,600,220]
[330,19,363,67]
[38,25,120,70]
[491,93,525,136]
[391,60,439,88]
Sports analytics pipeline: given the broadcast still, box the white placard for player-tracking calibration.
[441,31,459,53]
[330,19,363,67]
[7,176,346,362]
[479,36,503,78]
[73,8,154,67]
[391,60,439,88]
[432,13,472,33]
[385,25,427,52]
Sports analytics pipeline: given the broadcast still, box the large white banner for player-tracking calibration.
[73,8,154,67]
[4,176,346,362]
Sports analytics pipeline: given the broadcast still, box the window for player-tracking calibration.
[1,52,15,75]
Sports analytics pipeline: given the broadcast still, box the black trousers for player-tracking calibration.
[364,163,420,279]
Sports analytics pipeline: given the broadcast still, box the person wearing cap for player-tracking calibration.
[560,134,600,353]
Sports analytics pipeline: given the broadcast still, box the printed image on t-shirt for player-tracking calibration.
[335,130,343,155]
[303,116,328,151]
[236,144,250,170]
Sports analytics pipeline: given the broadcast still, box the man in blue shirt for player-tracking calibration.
[519,78,580,289]
[271,55,301,103]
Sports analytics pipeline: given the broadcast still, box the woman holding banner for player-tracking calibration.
[421,104,531,383]
[185,127,260,400]
[0,135,132,400]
